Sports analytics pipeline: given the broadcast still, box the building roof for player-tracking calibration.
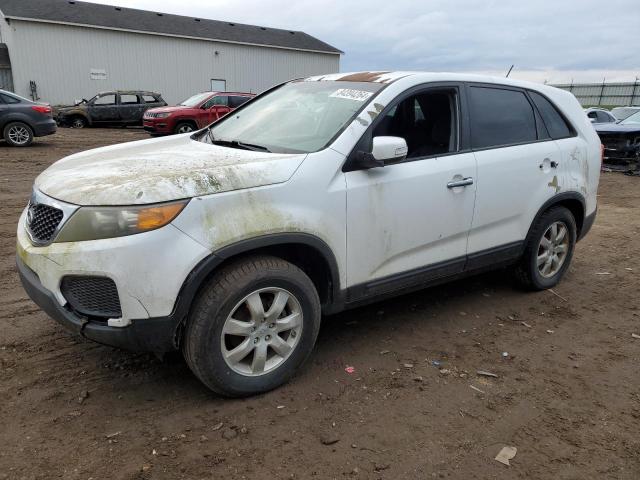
[0,0,342,54]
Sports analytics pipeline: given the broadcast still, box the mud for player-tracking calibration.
[1,128,639,479]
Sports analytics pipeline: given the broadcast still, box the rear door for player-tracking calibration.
[466,84,563,266]
[89,93,119,123]
[118,93,145,124]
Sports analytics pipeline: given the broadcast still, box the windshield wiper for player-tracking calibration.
[209,136,271,152]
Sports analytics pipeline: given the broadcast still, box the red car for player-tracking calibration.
[143,91,254,135]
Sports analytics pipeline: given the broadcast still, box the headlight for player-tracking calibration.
[55,200,188,242]
[155,112,171,119]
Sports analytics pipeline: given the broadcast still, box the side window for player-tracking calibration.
[93,94,116,106]
[528,91,573,139]
[468,86,537,149]
[0,93,20,104]
[229,96,250,108]
[211,96,229,107]
[142,94,157,103]
[597,111,612,123]
[119,94,139,105]
[372,89,458,159]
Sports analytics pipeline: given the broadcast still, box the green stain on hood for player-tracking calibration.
[35,134,306,205]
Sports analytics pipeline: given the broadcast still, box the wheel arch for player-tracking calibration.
[169,233,342,347]
[528,192,586,241]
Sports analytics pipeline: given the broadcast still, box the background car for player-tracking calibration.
[584,107,617,124]
[0,89,56,146]
[143,91,254,135]
[595,110,640,169]
[611,106,640,121]
[57,91,166,128]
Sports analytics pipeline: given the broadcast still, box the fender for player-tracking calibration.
[527,191,586,241]
[167,232,342,338]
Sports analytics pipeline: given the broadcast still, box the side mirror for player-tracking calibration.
[589,117,596,123]
[372,136,408,162]
[352,136,408,170]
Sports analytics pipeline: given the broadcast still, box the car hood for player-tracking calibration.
[595,123,640,134]
[35,134,306,206]
[146,105,194,114]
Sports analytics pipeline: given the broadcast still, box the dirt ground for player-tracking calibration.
[1,128,639,480]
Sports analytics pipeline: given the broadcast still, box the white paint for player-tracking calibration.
[18,71,600,335]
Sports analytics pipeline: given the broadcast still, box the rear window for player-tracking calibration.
[0,93,20,104]
[229,96,250,108]
[469,86,537,149]
[120,94,139,104]
[142,95,157,103]
[529,91,573,139]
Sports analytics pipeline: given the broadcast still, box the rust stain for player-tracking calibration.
[336,71,391,82]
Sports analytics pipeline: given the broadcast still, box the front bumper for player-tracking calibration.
[17,256,180,351]
[143,120,171,134]
[16,206,211,350]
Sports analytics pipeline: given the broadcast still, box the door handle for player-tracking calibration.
[447,177,474,188]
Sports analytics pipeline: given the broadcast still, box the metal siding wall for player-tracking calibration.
[7,20,340,105]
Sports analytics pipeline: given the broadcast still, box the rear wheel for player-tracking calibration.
[514,206,577,290]
[183,255,321,397]
[4,122,33,147]
[174,122,195,134]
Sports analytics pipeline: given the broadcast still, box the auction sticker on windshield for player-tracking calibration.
[329,89,374,102]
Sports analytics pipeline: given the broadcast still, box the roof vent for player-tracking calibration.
[260,27,266,30]
[68,1,75,4]
[115,7,121,11]
[228,23,235,26]
[156,13,163,17]
[194,18,201,22]
[290,31,295,34]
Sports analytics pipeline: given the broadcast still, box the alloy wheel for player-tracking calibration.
[537,221,569,278]
[220,287,303,376]
[8,125,31,145]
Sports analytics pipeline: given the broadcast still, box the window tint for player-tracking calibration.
[372,89,458,159]
[469,87,537,149]
[597,111,612,123]
[528,91,572,139]
[119,94,139,105]
[229,96,250,108]
[142,94,157,103]
[93,94,116,106]
[0,93,20,104]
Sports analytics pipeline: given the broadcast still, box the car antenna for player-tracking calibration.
[505,65,514,78]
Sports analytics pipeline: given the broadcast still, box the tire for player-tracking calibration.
[183,255,321,397]
[514,206,577,290]
[3,122,34,147]
[70,116,87,129]
[174,122,195,135]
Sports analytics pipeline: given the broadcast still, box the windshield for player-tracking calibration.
[621,111,640,125]
[180,93,212,107]
[202,81,384,153]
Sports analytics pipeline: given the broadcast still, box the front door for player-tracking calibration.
[89,93,119,123]
[345,86,477,296]
[117,93,145,124]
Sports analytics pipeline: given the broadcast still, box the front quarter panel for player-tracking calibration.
[172,148,348,289]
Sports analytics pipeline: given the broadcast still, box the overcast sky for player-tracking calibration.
[86,0,639,84]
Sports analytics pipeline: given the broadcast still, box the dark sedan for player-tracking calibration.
[595,111,640,170]
[0,89,56,146]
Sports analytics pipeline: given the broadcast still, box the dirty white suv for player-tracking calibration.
[17,72,600,396]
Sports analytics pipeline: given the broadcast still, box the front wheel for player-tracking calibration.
[4,122,33,147]
[70,116,87,129]
[182,255,321,397]
[514,206,577,290]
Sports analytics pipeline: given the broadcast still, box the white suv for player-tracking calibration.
[17,72,600,396]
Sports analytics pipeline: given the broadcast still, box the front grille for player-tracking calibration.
[27,203,63,242]
[144,112,163,118]
[61,276,122,319]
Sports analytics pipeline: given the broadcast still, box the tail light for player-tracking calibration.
[31,105,52,115]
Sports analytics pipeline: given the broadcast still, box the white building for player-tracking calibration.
[0,0,341,105]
